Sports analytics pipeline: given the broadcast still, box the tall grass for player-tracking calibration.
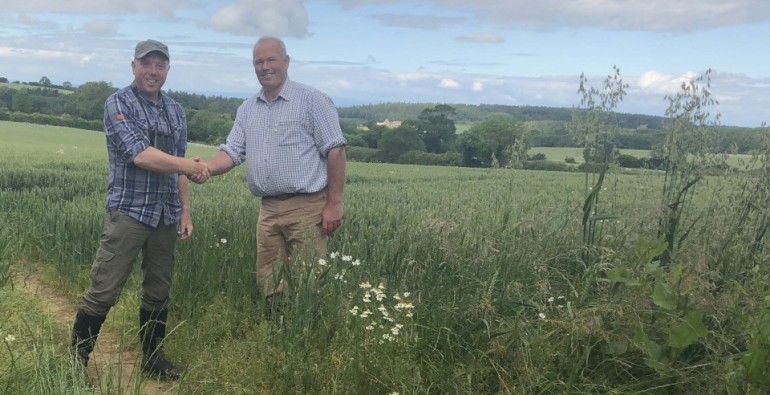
[2,120,770,393]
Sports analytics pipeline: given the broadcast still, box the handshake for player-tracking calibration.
[183,156,210,184]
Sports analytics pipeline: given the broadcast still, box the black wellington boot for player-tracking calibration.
[71,310,106,369]
[139,308,182,380]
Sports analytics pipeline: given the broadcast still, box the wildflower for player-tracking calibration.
[403,292,411,298]
[359,281,372,289]
[547,296,555,303]
[318,258,327,266]
[538,312,547,320]
[220,238,227,244]
[359,309,372,318]
[365,324,375,331]
[377,282,386,290]
[330,251,340,259]
[377,304,388,314]
[352,259,361,266]
[4,334,15,343]
[342,255,352,262]
[395,302,414,310]
[349,306,359,315]
[393,292,402,301]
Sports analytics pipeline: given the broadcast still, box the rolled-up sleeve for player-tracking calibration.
[310,91,346,157]
[104,94,150,163]
[219,104,248,165]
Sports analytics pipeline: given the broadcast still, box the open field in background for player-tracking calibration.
[0,81,73,95]
[531,146,650,163]
[2,121,770,394]
[455,122,472,134]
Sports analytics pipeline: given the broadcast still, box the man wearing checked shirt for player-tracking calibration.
[191,36,346,319]
[70,39,209,381]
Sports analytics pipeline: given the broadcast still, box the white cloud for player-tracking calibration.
[16,13,56,27]
[81,20,119,36]
[395,72,433,82]
[338,0,770,32]
[0,0,193,17]
[439,78,459,88]
[208,0,309,38]
[472,81,483,92]
[454,33,503,43]
[637,70,700,95]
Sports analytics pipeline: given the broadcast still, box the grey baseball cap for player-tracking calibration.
[134,39,170,60]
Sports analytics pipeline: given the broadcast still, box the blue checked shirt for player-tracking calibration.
[102,85,188,227]
[220,79,346,197]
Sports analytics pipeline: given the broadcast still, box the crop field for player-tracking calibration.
[2,120,770,394]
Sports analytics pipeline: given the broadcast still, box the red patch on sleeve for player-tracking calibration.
[116,113,124,120]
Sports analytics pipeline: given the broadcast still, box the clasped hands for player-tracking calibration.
[186,156,210,184]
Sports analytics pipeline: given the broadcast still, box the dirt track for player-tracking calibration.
[13,270,173,395]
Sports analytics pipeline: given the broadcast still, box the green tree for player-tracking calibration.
[187,109,233,143]
[39,76,52,86]
[457,114,525,167]
[378,122,425,162]
[64,81,116,120]
[12,89,32,113]
[417,104,456,153]
[362,122,387,149]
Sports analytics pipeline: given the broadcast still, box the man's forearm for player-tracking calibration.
[326,146,346,204]
[205,150,237,176]
[178,175,191,211]
[134,147,202,176]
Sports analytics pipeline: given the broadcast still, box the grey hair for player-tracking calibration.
[255,36,287,57]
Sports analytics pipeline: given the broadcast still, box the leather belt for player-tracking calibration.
[262,191,316,201]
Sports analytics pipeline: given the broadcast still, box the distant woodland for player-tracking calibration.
[1,77,767,169]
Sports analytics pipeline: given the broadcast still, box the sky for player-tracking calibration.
[0,0,768,127]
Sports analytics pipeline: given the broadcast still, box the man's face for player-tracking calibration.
[252,40,289,94]
[131,53,169,97]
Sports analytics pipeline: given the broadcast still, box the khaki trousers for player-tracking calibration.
[79,211,177,316]
[256,190,328,297]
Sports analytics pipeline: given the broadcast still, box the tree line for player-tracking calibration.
[1,77,767,169]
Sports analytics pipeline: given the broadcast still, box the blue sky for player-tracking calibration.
[0,0,768,127]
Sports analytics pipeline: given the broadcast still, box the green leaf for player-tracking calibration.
[600,339,628,355]
[671,263,684,283]
[652,280,677,311]
[668,310,708,349]
[607,267,640,286]
[633,237,667,264]
[744,345,768,382]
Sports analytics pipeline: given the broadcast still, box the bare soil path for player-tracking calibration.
[13,269,174,395]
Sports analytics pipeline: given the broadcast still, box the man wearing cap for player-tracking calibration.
[70,39,207,381]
